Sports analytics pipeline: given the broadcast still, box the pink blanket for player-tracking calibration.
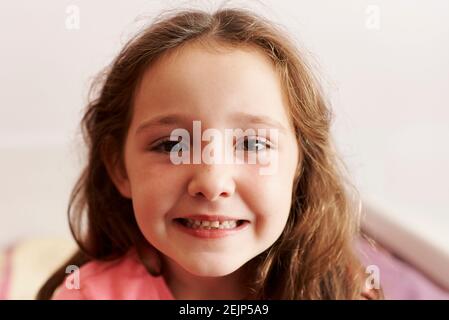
[356,237,449,299]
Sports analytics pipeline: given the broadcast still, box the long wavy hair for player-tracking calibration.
[37,7,380,300]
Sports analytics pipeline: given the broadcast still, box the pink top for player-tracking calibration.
[51,248,175,300]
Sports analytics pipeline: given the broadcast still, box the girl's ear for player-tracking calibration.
[102,138,132,199]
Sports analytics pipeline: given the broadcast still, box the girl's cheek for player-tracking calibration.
[129,162,185,202]
[244,165,293,225]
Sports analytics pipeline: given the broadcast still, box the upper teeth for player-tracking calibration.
[185,219,238,229]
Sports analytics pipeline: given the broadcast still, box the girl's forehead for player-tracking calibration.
[132,43,292,129]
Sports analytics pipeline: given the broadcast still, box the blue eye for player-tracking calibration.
[236,137,271,152]
[150,139,189,154]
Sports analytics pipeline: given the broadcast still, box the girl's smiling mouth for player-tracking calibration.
[173,215,250,239]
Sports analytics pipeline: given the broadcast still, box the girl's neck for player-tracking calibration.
[161,256,248,300]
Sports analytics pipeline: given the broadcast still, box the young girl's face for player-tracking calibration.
[113,42,299,277]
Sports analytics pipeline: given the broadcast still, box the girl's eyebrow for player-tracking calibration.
[135,114,192,135]
[230,112,288,134]
[135,112,288,136]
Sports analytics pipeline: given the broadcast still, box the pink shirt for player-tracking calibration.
[52,248,174,300]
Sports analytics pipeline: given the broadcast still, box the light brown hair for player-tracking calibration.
[37,7,381,300]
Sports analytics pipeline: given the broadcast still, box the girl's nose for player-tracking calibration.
[187,164,236,201]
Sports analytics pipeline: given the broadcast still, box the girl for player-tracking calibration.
[37,7,381,300]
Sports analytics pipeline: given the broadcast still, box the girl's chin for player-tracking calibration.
[181,262,243,277]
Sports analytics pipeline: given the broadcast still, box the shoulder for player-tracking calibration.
[51,248,173,300]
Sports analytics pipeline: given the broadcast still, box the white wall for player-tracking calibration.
[1,1,448,251]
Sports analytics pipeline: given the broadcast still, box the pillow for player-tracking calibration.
[0,237,76,300]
